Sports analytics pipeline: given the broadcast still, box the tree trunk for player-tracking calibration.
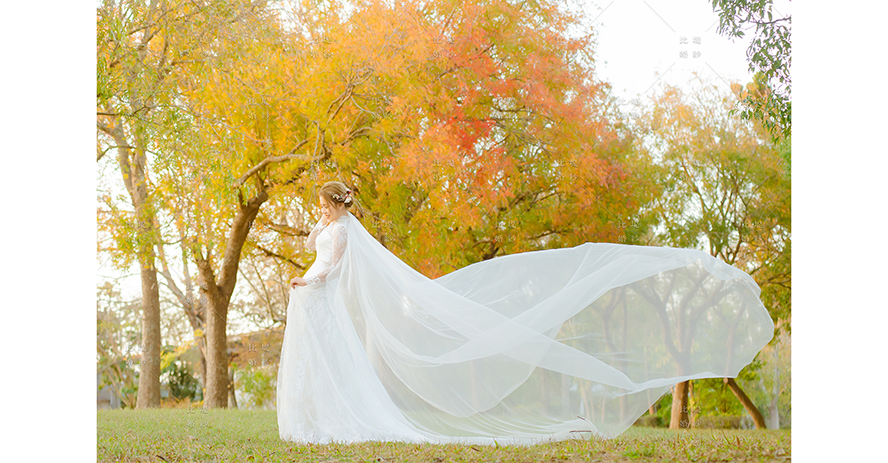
[196,189,269,408]
[768,369,780,429]
[561,373,571,416]
[196,337,208,396]
[768,393,780,429]
[204,291,230,408]
[136,254,162,408]
[539,371,550,415]
[768,344,781,429]
[670,380,690,429]
[228,367,238,409]
[579,382,592,421]
[724,377,767,429]
[106,107,162,409]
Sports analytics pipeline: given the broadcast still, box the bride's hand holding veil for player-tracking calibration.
[290,215,330,288]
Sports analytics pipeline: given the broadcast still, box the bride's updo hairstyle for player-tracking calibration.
[318,181,354,209]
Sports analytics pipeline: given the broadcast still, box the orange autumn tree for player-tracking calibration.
[254,0,659,280]
[376,0,658,276]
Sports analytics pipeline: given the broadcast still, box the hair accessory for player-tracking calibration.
[331,190,353,204]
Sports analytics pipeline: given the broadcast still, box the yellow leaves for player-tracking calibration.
[160,340,195,372]
[375,117,396,136]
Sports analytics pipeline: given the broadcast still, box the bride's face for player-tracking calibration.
[319,195,345,221]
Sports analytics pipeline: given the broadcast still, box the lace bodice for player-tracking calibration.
[303,214,349,286]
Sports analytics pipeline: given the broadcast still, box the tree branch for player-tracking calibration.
[234,140,316,186]
[256,218,305,237]
[252,242,305,270]
[217,189,270,301]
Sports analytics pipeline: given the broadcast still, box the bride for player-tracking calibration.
[277,181,774,445]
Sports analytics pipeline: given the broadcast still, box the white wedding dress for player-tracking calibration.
[277,211,774,445]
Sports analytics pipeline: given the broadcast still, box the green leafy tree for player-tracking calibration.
[710,0,791,143]
[634,73,790,429]
[232,362,277,409]
[97,282,142,409]
[161,345,202,404]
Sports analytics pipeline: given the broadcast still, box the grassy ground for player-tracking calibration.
[98,409,790,462]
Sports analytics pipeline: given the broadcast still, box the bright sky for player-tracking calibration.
[569,0,792,108]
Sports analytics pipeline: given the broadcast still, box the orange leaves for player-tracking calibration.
[446,114,494,153]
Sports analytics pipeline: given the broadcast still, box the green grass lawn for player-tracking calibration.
[98,409,790,462]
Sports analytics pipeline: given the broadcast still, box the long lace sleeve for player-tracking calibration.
[305,218,326,250]
[305,222,348,286]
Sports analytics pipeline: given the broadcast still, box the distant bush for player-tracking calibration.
[694,415,742,429]
[633,415,662,427]
[165,359,201,403]
[233,362,277,409]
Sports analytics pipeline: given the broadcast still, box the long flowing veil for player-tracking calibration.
[317,210,774,442]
